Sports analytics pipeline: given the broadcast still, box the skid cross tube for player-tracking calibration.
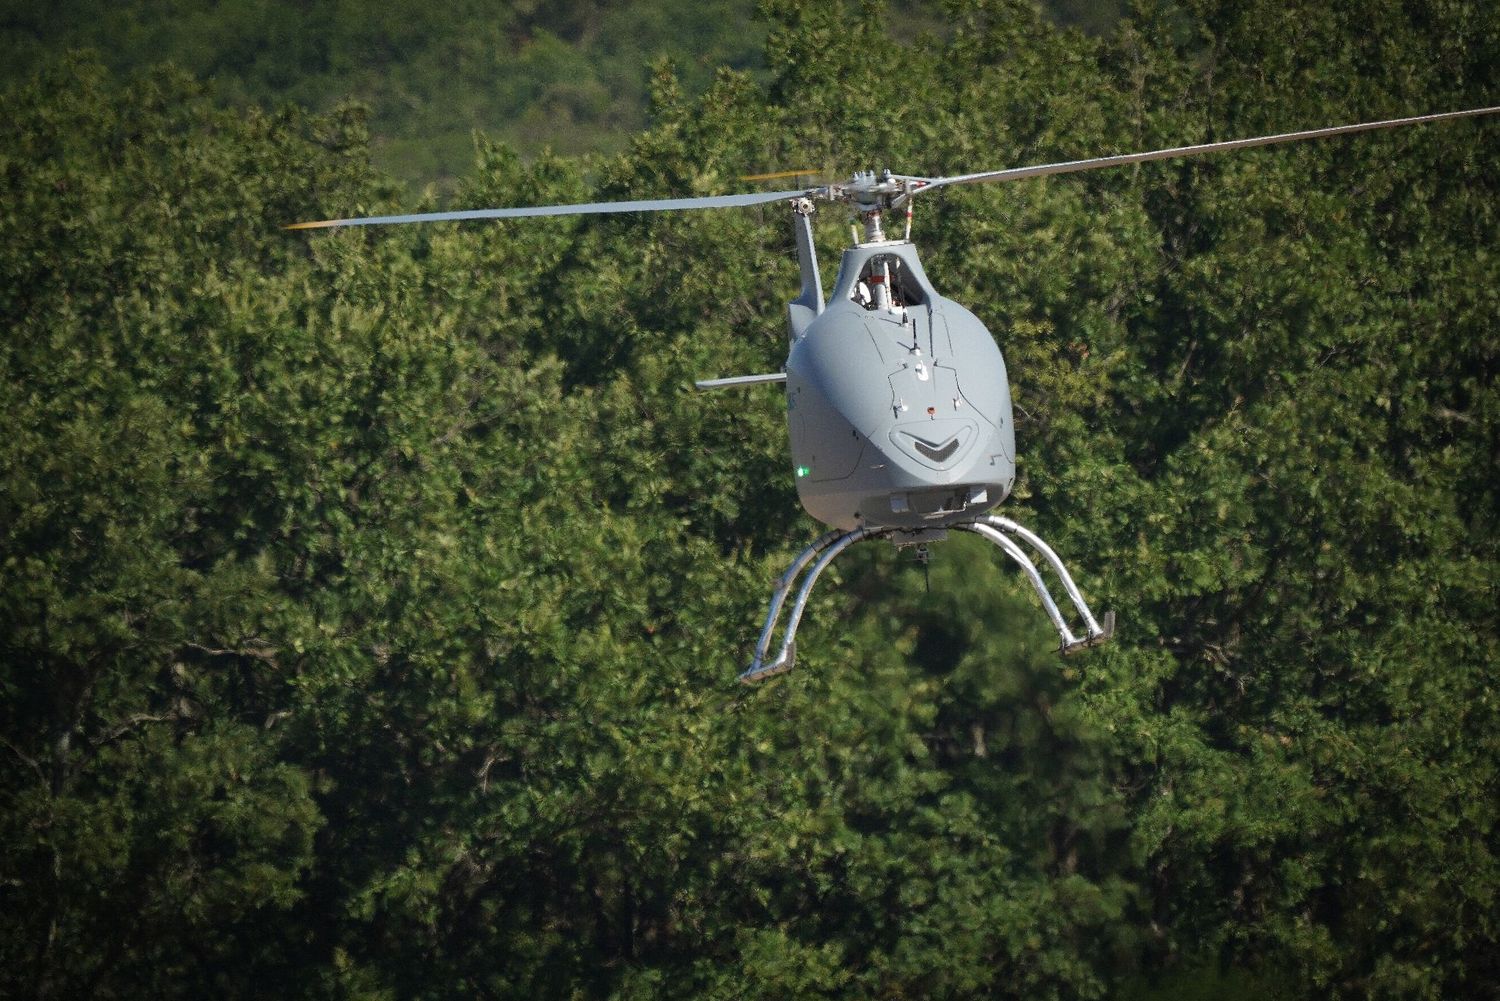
[959,522,1083,646]
[740,517,1113,683]
[983,516,1104,637]
[741,527,888,683]
[956,517,1113,654]
[743,527,845,680]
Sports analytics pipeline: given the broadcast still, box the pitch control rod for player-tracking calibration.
[956,518,1114,654]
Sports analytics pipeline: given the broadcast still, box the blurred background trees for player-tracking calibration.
[1,1,1495,998]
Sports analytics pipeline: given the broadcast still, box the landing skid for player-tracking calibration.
[740,515,1114,683]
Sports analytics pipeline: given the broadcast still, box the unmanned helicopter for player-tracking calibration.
[290,106,1498,683]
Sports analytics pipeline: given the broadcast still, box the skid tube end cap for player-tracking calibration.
[739,643,796,684]
[1061,611,1116,657]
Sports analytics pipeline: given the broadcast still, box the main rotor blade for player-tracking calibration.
[920,106,1500,194]
[694,372,787,390]
[286,187,816,230]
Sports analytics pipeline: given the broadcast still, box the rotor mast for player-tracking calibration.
[835,169,931,245]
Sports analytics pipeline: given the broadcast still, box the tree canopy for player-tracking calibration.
[1,1,1497,998]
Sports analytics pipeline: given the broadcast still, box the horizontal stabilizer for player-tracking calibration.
[694,372,787,390]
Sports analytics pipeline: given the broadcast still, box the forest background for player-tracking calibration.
[1,0,1496,999]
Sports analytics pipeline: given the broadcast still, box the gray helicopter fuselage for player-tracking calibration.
[785,241,1016,531]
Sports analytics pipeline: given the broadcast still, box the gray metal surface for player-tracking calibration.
[694,373,787,390]
[916,107,1500,197]
[983,516,1104,638]
[288,108,1498,233]
[957,516,1112,653]
[787,198,825,342]
[741,514,1112,682]
[961,522,1082,646]
[286,188,815,230]
[741,527,880,683]
[742,528,855,681]
[785,241,1015,530]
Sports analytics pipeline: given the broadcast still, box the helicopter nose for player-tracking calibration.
[889,418,978,469]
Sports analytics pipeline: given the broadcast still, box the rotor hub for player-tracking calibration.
[824,168,929,212]
[814,169,932,245]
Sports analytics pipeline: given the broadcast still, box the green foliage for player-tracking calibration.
[0,0,769,189]
[0,0,1123,193]
[2,1,1498,998]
